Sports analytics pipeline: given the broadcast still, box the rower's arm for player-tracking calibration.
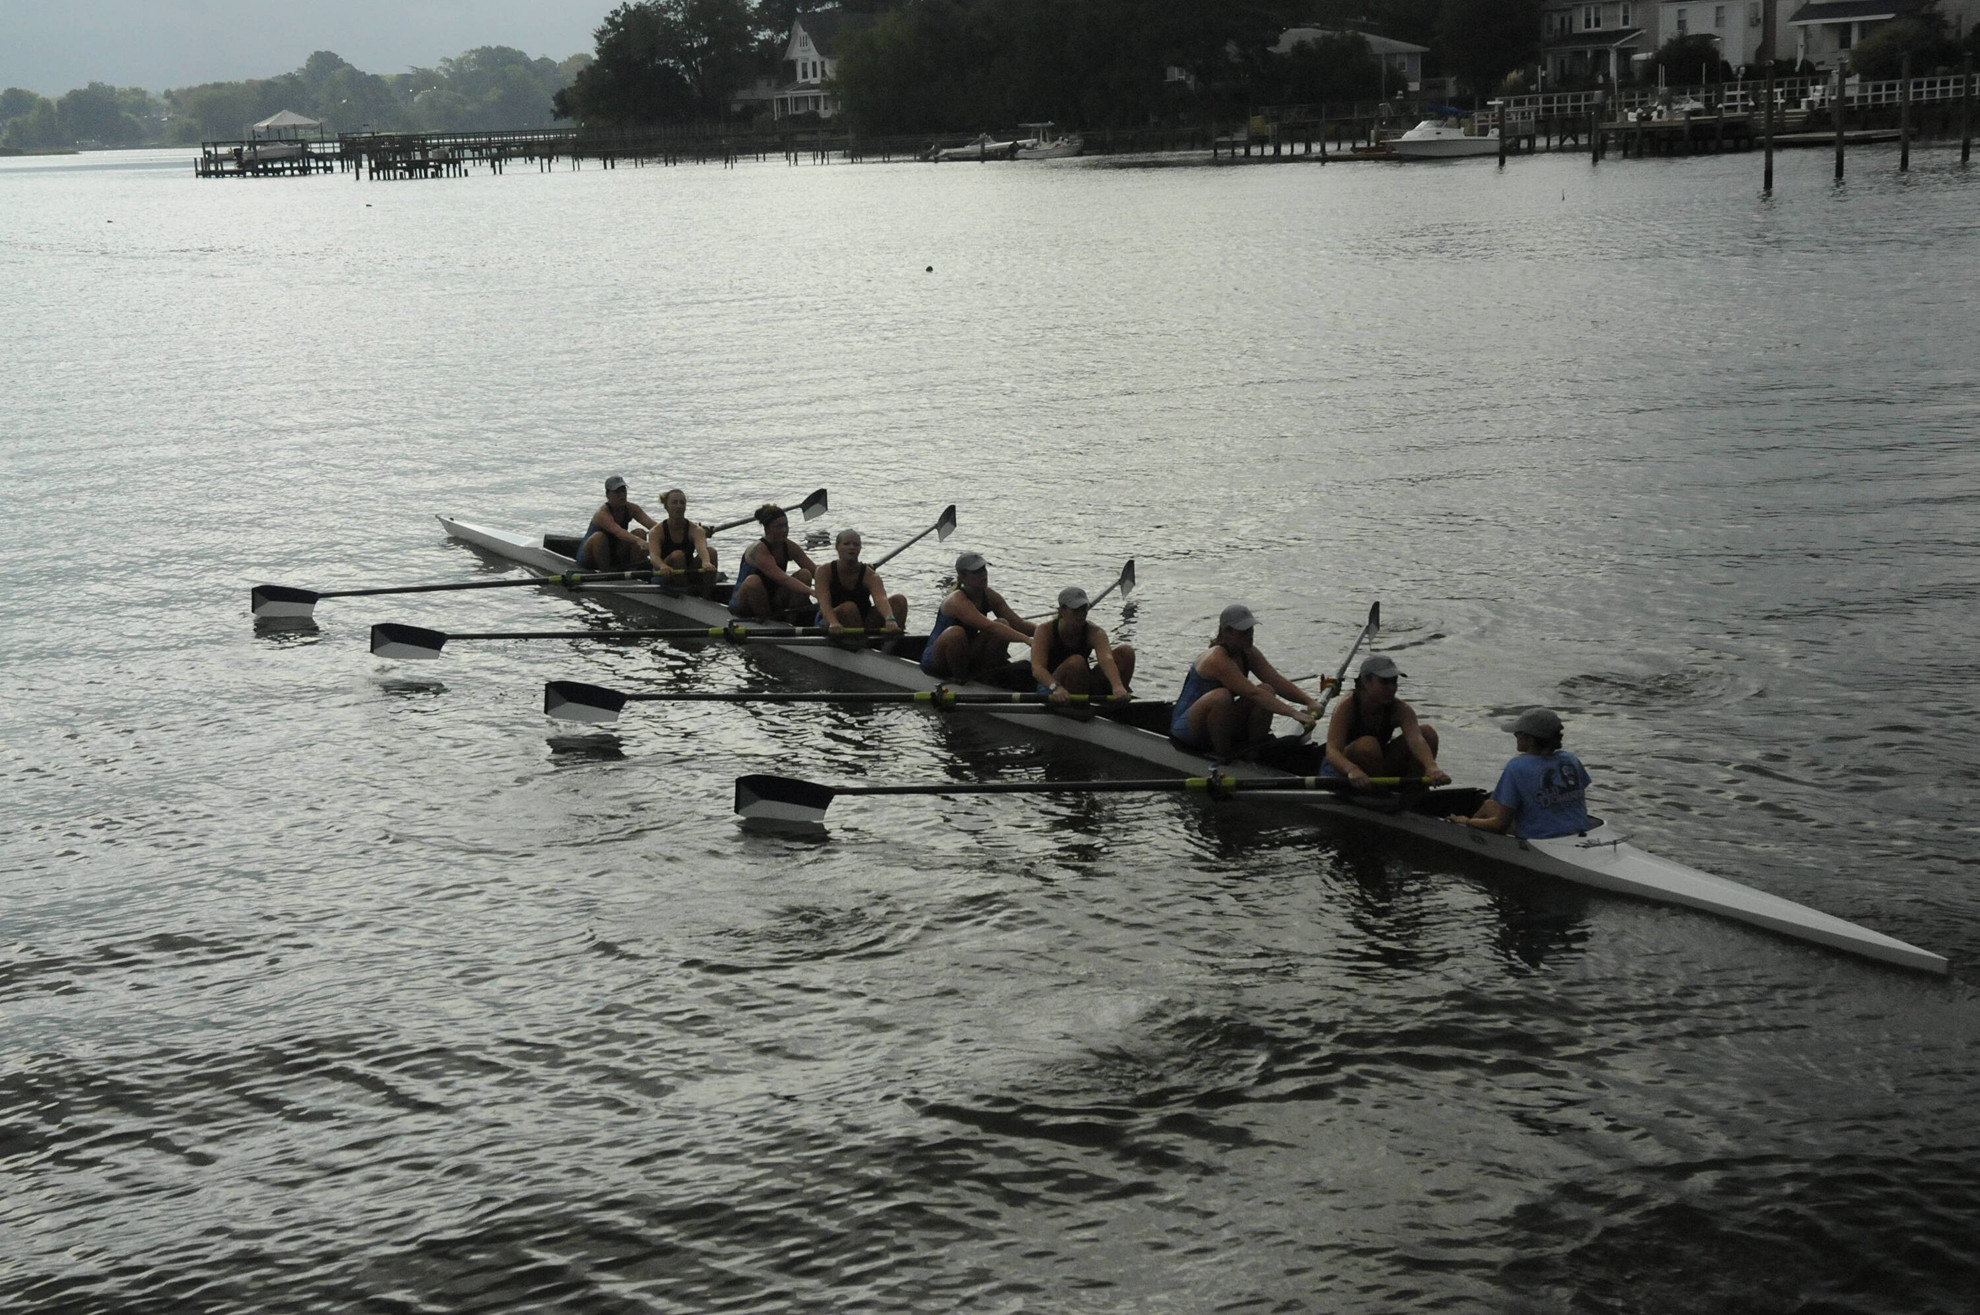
[1247,651,1315,714]
[865,570,899,629]
[1323,702,1360,775]
[988,593,1038,640]
[691,523,714,568]
[1028,627,1058,689]
[1090,625,1129,696]
[1397,704,1450,785]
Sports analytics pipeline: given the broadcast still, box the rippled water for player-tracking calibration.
[4,144,1979,1313]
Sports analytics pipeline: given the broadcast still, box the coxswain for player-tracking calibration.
[728,504,817,620]
[576,475,654,570]
[1169,604,1319,759]
[1029,586,1134,705]
[815,528,907,637]
[921,551,1036,682]
[646,488,717,583]
[1322,654,1449,787]
[1448,707,1593,838]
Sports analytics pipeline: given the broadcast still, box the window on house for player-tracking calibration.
[1714,5,1726,27]
[1621,3,1632,25]
[1838,23,1852,48]
[1583,5,1602,28]
[1676,7,1688,32]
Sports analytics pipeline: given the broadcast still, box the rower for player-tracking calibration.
[1322,654,1449,787]
[1448,707,1592,838]
[576,475,655,570]
[816,528,907,637]
[921,551,1035,682]
[1030,585,1134,705]
[728,504,817,620]
[1170,604,1319,760]
[647,488,717,583]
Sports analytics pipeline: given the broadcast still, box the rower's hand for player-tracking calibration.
[1446,814,1470,826]
[1048,685,1071,706]
[656,563,675,582]
[1347,767,1370,790]
[1425,765,1452,787]
[826,621,845,637]
[1292,709,1317,731]
[883,618,900,634]
[1107,688,1130,703]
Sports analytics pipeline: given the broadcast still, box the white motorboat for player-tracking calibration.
[1015,123,1083,159]
[1389,117,1500,159]
[929,133,1020,161]
[377,515,1946,975]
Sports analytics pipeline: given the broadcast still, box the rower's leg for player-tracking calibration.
[1054,654,1093,694]
[1111,643,1136,690]
[888,593,909,627]
[731,575,772,618]
[1186,689,1240,756]
[1344,736,1388,775]
[580,530,612,569]
[831,601,865,629]
[926,626,970,677]
[964,632,1010,681]
[1382,725,1438,777]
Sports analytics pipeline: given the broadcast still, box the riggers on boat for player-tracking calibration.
[432,515,1948,976]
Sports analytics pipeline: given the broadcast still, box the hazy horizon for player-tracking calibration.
[0,0,605,96]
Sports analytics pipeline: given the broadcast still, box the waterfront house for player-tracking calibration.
[1652,0,1782,71]
[772,9,876,121]
[1271,28,1432,92]
[1786,0,1934,67]
[1541,1,1652,85]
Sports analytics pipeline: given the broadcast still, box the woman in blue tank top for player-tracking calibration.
[922,551,1036,680]
[1170,603,1320,759]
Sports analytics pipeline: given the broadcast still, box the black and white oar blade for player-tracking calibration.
[1119,560,1136,599]
[1369,601,1380,632]
[544,680,628,724]
[251,584,320,619]
[735,773,837,824]
[935,504,958,541]
[370,622,450,660]
[800,487,829,521]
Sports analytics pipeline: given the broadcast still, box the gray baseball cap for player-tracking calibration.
[1502,707,1564,738]
[1359,654,1405,679]
[955,551,988,573]
[1058,585,1091,610]
[1218,603,1257,632]
[604,475,626,492]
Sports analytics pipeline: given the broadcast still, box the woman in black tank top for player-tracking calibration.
[1323,654,1449,788]
[817,528,907,636]
[647,488,716,582]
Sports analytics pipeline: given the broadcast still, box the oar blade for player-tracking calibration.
[370,622,449,660]
[935,504,958,541]
[800,487,829,521]
[251,584,320,619]
[544,680,628,724]
[1119,559,1136,599]
[735,773,837,824]
[1368,601,1380,632]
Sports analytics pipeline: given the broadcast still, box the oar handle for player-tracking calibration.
[317,569,654,600]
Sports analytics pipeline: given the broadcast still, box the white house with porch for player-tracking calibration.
[1271,28,1432,91]
[772,9,876,121]
[1540,1,1652,84]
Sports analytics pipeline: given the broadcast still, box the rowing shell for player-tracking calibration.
[431,515,1947,975]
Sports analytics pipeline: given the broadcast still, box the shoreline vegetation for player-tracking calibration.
[7,1,1976,154]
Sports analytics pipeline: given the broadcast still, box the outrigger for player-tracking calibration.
[415,515,1947,976]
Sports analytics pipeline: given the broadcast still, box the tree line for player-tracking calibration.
[1,47,589,151]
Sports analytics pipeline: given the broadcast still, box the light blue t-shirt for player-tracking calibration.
[1489,750,1593,839]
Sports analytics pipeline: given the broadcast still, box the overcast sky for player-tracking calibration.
[0,1,605,95]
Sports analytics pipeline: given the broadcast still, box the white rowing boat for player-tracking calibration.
[431,515,1947,975]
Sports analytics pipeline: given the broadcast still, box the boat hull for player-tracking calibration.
[1391,137,1500,158]
[431,515,1948,975]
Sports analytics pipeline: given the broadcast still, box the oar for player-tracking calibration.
[373,621,909,661]
[1022,559,1135,620]
[545,680,1156,723]
[735,771,1422,825]
[707,487,829,534]
[1302,601,1380,741]
[251,569,660,620]
[871,504,958,568]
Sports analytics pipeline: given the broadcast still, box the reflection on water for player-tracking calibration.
[2,145,1979,1314]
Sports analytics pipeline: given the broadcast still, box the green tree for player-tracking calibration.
[1274,31,1386,105]
[556,0,759,125]
[1434,0,1541,95]
[57,82,144,144]
[1848,16,1961,78]
[2,86,45,122]
[1643,33,1728,84]
[1,93,62,149]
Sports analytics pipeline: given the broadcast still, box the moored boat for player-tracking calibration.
[1015,123,1083,159]
[1389,116,1500,159]
[929,133,1021,161]
[426,514,1948,975]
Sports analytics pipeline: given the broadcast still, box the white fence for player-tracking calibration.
[1491,74,1977,124]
